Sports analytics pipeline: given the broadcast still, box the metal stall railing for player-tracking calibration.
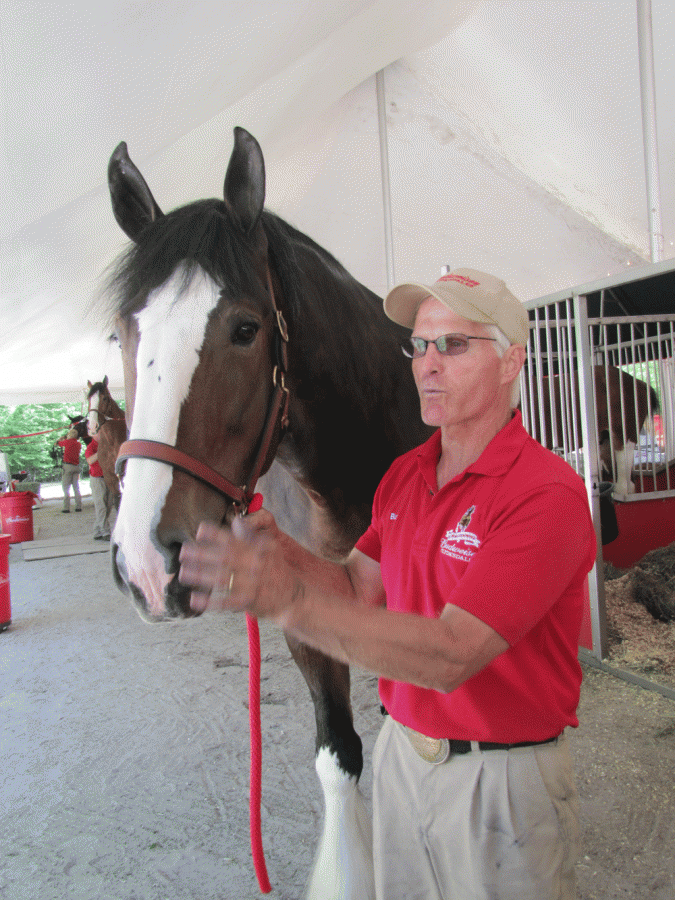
[521,264,675,660]
[520,292,608,657]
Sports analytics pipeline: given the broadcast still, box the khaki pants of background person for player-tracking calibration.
[372,716,579,900]
[89,475,112,537]
[61,463,82,512]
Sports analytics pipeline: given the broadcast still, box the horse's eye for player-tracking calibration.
[232,322,259,345]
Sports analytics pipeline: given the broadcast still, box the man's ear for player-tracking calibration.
[500,344,525,386]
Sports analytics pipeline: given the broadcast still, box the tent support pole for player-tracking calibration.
[376,69,396,290]
[637,0,663,263]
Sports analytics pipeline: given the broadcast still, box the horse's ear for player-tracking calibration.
[103,375,109,388]
[87,381,92,389]
[108,142,164,242]
[223,127,265,234]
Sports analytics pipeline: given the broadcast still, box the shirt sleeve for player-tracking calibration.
[355,462,395,562]
[446,483,597,645]
[355,524,381,562]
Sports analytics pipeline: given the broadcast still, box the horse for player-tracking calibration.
[86,377,127,509]
[105,126,431,899]
[522,364,659,495]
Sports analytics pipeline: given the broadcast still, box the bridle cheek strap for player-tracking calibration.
[114,267,289,513]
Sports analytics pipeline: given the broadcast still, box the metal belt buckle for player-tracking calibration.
[405,726,451,765]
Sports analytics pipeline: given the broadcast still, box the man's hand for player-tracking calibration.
[178,510,299,620]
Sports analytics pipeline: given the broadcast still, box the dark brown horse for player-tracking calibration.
[105,127,430,898]
[523,364,659,495]
[86,377,126,509]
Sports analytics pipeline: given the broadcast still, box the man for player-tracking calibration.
[85,420,112,540]
[55,428,82,513]
[178,268,597,899]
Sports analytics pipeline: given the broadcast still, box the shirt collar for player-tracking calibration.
[416,409,529,488]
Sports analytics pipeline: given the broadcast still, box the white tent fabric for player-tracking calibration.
[2,0,674,405]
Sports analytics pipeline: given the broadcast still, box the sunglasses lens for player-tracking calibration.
[437,335,469,356]
[402,334,473,358]
[401,338,423,358]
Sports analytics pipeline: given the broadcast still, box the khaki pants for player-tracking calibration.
[61,464,82,511]
[372,716,579,900]
[90,475,112,537]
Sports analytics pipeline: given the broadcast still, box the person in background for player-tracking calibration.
[55,428,82,513]
[178,267,597,900]
[85,420,112,540]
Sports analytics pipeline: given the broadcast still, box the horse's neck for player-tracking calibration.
[102,393,124,419]
[278,259,430,517]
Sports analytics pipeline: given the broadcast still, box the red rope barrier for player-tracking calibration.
[0,428,64,440]
[245,492,271,894]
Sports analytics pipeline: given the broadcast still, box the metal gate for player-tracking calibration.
[520,262,675,658]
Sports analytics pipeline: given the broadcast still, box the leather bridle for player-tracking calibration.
[115,268,290,515]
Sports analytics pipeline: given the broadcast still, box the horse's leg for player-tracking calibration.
[599,437,613,482]
[286,638,374,900]
[258,465,374,899]
[613,442,636,495]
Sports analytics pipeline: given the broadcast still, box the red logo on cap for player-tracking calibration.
[439,273,480,288]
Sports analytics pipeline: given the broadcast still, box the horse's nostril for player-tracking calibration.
[167,542,182,575]
[111,542,129,594]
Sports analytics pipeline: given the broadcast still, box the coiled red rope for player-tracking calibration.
[245,493,271,893]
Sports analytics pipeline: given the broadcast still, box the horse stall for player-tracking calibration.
[520,259,675,659]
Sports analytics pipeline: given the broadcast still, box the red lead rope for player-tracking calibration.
[244,493,272,894]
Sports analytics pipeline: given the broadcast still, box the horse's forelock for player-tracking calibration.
[87,381,108,400]
[107,199,264,322]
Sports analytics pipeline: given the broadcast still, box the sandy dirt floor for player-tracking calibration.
[1,498,674,900]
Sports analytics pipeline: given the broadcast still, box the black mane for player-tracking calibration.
[106,200,382,328]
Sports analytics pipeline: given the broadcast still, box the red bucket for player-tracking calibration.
[0,490,35,543]
[0,533,10,630]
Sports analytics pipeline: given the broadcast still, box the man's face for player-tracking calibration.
[411,297,510,430]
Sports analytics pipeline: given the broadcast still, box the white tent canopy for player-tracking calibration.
[2,0,674,406]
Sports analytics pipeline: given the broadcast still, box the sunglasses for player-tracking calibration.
[401,333,497,359]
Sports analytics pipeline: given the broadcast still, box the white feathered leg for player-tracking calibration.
[305,747,375,900]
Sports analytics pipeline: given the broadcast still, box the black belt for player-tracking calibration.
[453,736,558,753]
[402,723,560,765]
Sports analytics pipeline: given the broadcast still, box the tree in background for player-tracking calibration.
[0,403,118,483]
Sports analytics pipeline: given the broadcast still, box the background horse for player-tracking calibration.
[523,365,659,495]
[86,377,126,509]
[49,415,90,466]
[105,127,430,899]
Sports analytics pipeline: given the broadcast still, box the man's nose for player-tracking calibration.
[417,343,445,373]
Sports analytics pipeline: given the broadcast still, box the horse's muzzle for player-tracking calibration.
[111,540,199,621]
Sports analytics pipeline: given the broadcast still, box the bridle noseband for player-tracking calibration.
[115,269,290,514]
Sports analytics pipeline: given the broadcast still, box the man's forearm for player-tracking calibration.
[277,586,471,693]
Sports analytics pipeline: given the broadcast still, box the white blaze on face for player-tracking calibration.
[87,397,98,436]
[113,267,221,616]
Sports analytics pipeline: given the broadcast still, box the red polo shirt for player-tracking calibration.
[85,439,103,478]
[57,437,81,466]
[356,411,597,743]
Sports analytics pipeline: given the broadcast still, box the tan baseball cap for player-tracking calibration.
[384,267,530,346]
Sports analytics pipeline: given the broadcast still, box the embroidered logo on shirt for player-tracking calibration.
[390,512,398,520]
[440,506,481,561]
